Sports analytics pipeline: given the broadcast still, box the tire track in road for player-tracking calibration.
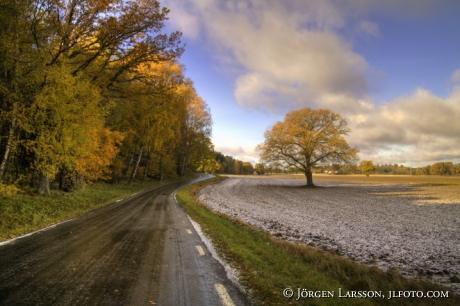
[0,175,249,305]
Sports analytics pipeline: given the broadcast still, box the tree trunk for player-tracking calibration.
[142,158,150,183]
[38,173,50,195]
[305,169,314,187]
[70,173,84,191]
[142,145,151,183]
[58,168,66,190]
[123,150,135,176]
[129,144,144,185]
[0,117,16,180]
[180,157,187,177]
[159,154,163,181]
[1,20,20,181]
[176,157,182,176]
[176,153,189,177]
[201,156,206,173]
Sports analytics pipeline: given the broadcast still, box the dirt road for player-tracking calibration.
[0,175,248,305]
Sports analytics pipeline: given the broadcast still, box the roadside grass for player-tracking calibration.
[177,176,460,306]
[0,175,195,242]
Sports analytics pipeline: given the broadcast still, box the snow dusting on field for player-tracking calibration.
[198,177,460,293]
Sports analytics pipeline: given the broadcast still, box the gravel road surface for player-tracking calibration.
[199,177,460,293]
[0,175,248,306]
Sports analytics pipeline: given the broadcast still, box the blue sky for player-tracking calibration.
[162,0,460,167]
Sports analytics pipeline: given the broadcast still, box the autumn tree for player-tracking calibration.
[26,0,183,88]
[174,81,212,177]
[75,128,124,183]
[241,162,254,175]
[214,151,226,173]
[108,63,213,182]
[430,162,455,176]
[0,0,184,191]
[28,63,122,193]
[196,140,216,173]
[257,107,359,186]
[109,61,185,184]
[0,0,39,181]
[255,163,265,175]
[359,160,376,177]
[415,167,428,175]
[233,160,240,174]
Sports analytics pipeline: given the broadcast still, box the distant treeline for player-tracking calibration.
[328,162,460,175]
[196,152,255,175]
[249,162,460,176]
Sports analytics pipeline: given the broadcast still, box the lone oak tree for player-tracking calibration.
[257,108,359,186]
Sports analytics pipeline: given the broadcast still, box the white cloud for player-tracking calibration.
[452,69,460,83]
[163,0,460,166]
[349,87,460,166]
[163,0,372,113]
[210,3,370,113]
[162,1,202,39]
[215,145,259,164]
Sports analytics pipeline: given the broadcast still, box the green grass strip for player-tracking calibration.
[177,176,460,306]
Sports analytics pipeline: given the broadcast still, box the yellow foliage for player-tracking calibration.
[75,128,125,181]
[257,107,359,185]
[0,183,20,196]
[359,160,376,176]
[30,63,107,179]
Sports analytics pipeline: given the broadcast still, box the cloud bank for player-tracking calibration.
[214,145,259,164]
[348,87,460,165]
[164,0,460,166]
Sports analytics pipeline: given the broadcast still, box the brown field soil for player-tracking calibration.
[200,175,460,293]
[223,173,460,185]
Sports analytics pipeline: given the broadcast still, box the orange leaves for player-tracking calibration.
[75,128,124,181]
[0,0,186,190]
[258,107,359,185]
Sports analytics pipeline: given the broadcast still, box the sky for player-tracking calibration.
[160,0,460,167]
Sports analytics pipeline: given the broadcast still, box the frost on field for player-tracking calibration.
[199,177,460,293]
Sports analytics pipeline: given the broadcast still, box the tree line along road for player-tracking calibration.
[0,174,248,306]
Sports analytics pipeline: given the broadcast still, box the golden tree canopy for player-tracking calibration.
[257,107,359,186]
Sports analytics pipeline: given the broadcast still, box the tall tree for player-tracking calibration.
[28,0,183,81]
[0,0,184,191]
[0,0,39,181]
[255,163,265,175]
[257,107,359,186]
[109,60,185,183]
[233,160,240,175]
[28,63,121,193]
[174,81,212,177]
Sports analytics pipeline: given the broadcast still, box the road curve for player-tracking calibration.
[0,174,249,305]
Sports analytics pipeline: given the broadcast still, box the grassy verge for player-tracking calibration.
[0,175,195,242]
[177,176,460,306]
